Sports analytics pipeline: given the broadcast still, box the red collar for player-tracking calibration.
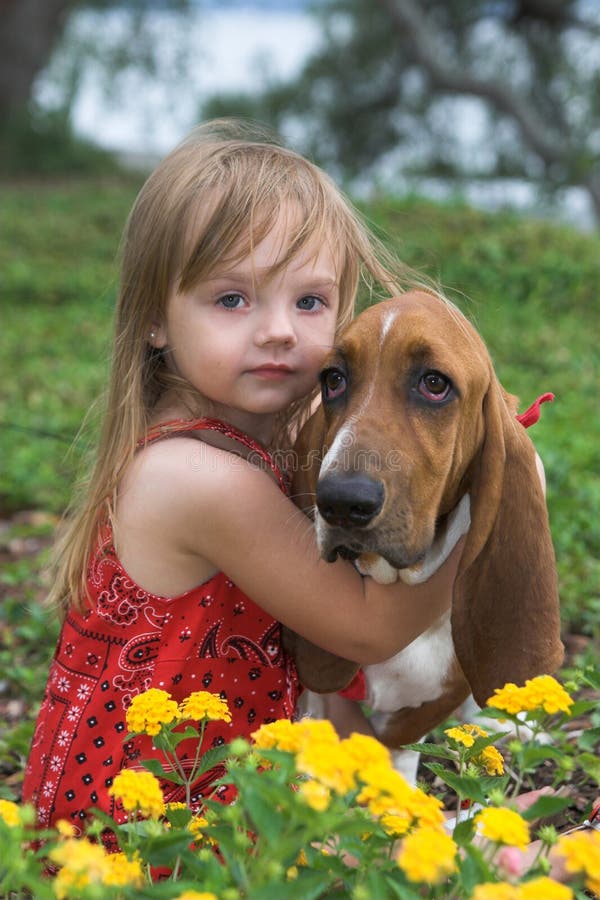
[516,392,554,428]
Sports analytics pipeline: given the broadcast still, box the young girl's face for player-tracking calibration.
[152,213,340,438]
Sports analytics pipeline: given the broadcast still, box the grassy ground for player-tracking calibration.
[1,179,599,802]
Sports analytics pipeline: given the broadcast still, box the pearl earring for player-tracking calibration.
[150,330,156,340]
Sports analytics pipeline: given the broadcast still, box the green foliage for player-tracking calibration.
[1,181,598,641]
[1,177,140,512]
[202,0,600,221]
[0,105,121,177]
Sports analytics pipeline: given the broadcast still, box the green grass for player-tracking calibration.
[1,180,599,640]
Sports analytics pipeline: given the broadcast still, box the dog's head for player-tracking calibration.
[291,291,563,702]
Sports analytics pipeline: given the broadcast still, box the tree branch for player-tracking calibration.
[375,0,566,166]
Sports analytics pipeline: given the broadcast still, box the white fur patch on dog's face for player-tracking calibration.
[319,308,400,479]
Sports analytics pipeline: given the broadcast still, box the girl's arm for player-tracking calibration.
[120,439,459,666]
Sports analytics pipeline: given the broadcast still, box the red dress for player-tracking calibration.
[22,418,300,834]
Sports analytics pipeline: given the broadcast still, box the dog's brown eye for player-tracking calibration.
[419,371,451,402]
[322,368,347,401]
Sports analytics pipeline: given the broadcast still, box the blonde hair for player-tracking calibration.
[50,118,417,613]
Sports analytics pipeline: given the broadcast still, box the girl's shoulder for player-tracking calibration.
[113,419,288,596]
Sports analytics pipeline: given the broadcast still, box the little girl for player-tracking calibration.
[22,119,460,835]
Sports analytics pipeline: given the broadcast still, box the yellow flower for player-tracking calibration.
[0,799,21,827]
[587,876,600,897]
[397,826,457,883]
[252,718,303,752]
[126,688,180,736]
[174,894,218,900]
[50,838,109,898]
[472,884,519,900]
[486,676,573,717]
[103,852,144,888]
[252,717,338,753]
[445,723,488,748]
[406,787,446,828]
[357,763,444,830]
[179,690,232,723]
[476,807,530,850]
[296,741,357,794]
[299,779,331,811]
[521,676,573,715]
[516,876,573,900]
[477,745,505,775]
[486,683,524,716]
[339,732,392,769]
[357,763,413,814]
[108,769,165,819]
[55,819,76,838]
[556,828,600,878]
[381,812,412,838]
[189,814,209,838]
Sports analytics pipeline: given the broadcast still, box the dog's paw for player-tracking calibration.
[355,552,399,584]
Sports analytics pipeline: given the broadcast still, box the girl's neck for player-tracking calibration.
[151,394,278,448]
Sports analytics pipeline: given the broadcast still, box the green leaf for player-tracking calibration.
[423,763,508,803]
[569,699,597,717]
[196,743,233,775]
[401,741,455,759]
[467,731,510,756]
[140,757,182,784]
[142,831,199,867]
[250,869,334,900]
[452,815,477,844]
[577,752,600,782]
[243,783,285,843]
[577,725,600,752]
[458,842,493,895]
[521,794,572,821]
[383,875,423,899]
[169,725,201,748]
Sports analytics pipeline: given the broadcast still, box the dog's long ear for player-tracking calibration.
[451,374,563,707]
[282,406,360,694]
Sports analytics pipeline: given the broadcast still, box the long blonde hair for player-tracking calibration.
[50,119,416,613]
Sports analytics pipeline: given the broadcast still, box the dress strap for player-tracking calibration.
[138,417,288,494]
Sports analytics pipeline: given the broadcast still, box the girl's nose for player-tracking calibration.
[255,306,297,347]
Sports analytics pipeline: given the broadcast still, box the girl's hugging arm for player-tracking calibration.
[116,438,459,666]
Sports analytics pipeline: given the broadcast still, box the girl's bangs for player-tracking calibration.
[178,161,345,292]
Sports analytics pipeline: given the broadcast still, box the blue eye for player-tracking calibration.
[218,293,245,309]
[297,295,323,311]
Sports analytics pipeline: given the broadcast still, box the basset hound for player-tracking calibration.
[283,291,563,775]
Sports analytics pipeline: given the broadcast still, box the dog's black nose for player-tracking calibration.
[317,474,384,528]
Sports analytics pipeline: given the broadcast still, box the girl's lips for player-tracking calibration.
[249,365,295,379]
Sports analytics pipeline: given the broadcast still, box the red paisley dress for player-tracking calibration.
[22,418,300,835]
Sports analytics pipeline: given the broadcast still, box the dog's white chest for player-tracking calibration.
[364,610,455,713]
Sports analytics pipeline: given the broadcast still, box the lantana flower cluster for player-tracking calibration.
[253,716,457,884]
[125,686,231,736]
[49,839,143,898]
[487,674,574,717]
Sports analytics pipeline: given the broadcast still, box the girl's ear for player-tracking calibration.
[148,322,168,349]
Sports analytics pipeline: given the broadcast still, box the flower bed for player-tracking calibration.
[1,673,599,899]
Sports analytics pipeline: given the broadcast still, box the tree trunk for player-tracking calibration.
[0,0,76,119]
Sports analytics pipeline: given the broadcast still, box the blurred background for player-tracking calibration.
[0,0,599,783]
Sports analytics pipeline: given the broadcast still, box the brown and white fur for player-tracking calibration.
[283,292,563,779]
